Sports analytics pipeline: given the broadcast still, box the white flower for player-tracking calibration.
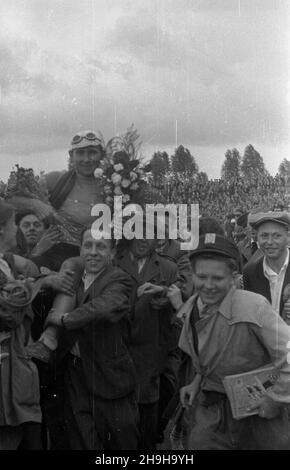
[121,179,131,188]
[114,186,123,195]
[113,163,124,172]
[94,168,104,178]
[130,182,139,191]
[129,171,138,181]
[123,194,131,203]
[111,173,122,185]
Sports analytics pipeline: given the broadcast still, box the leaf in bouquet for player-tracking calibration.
[129,161,141,172]
[121,124,142,160]
[5,166,49,202]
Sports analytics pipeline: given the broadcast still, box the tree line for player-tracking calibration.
[146,144,290,183]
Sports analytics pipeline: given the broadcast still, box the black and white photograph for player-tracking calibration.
[0,0,290,455]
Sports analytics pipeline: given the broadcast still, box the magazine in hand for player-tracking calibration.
[222,365,279,420]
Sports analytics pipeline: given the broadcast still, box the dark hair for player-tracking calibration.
[15,210,49,229]
[199,217,225,236]
[191,253,239,273]
[0,201,14,228]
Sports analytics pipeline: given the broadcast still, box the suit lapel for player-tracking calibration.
[76,280,86,305]
[138,252,160,284]
[256,257,272,303]
[117,252,139,282]
[117,250,162,285]
[280,250,290,314]
[79,265,114,305]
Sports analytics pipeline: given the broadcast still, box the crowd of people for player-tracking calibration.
[151,171,287,225]
[0,130,290,451]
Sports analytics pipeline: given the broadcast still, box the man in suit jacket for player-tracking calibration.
[243,211,290,318]
[46,228,139,450]
[116,228,178,450]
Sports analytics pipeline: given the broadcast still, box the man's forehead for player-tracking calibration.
[82,230,111,244]
[74,146,100,153]
[20,214,40,223]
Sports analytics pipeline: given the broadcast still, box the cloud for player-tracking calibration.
[0,0,288,177]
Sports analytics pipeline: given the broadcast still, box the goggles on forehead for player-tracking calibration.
[71,131,102,146]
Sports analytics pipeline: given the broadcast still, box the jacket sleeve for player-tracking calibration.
[253,302,290,403]
[175,250,194,300]
[63,271,133,330]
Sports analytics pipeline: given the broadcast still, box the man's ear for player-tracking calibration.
[0,226,4,237]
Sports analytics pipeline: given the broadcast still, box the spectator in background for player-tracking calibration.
[155,211,193,301]
[116,215,178,450]
[0,201,42,450]
[16,211,61,258]
[15,211,79,272]
[199,216,225,237]
[243,211,290,317]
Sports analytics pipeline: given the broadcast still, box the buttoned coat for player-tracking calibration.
[116,250,178,403]
[61,264,137,400]
[243,249,290,316]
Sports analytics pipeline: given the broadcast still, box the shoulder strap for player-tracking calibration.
[49,169,77,209]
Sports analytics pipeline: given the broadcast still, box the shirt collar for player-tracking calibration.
[82,268,104,287]
[263,249,289,278]
[216,286,236,320]
[196,286,236,320]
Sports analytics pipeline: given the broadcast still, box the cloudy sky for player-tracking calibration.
[0,0,289,179]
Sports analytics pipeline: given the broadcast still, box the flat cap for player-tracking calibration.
[189,233,240,263]
[248,211,290,229]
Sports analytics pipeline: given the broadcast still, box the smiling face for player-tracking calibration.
[71,146,103,177]
[19,214,45,247]
[80,230,113,274]
[256,221,289,262]
[193,257,236,306]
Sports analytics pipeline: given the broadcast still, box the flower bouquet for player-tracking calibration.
[94,150,148,208]
[94,126,150,210]
[5,165,80,246]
